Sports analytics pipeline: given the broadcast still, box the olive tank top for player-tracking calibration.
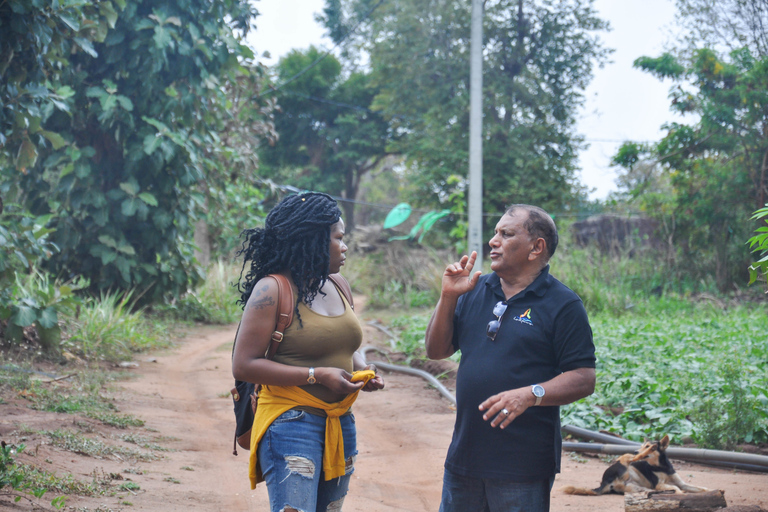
[272,286,363,403]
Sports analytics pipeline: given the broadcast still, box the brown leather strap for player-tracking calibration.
[328,273,354,310]
[266,274,294,359]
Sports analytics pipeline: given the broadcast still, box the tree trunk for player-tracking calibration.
[625,490,727,512]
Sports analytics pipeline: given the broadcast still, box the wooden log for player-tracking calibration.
[625,490,727,512]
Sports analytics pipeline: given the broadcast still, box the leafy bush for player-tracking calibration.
[153,260,241,324]
[688,359,767,449]
[0,206,58,278]
[0,203,91,354]
[207,181,267,261]
[748,203,768,290]
[0,270,85,351]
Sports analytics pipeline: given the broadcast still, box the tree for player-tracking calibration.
[259,47,391,230]
[614,47,768,291]
[1,0,115,169]
[319,0,609,240]
[1,0,271,301]
[676,0,768,57]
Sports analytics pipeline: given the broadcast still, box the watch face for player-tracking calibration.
[533,385,545,397]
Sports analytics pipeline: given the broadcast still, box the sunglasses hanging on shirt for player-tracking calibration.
[486,301,508,341]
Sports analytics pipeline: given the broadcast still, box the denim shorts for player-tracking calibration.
[257,408,357,512]
[439,466,555,512]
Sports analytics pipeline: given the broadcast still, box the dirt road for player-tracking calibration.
[3,322,767,511]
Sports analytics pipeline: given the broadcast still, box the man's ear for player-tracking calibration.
[528,237,546,260]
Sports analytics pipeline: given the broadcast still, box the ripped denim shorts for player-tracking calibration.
[257,408,357,512]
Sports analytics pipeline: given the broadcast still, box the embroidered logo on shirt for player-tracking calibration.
[513,308,533,326]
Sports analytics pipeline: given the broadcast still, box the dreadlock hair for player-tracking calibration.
[236,192,342,323]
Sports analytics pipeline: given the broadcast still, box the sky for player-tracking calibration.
[246,0,682,201]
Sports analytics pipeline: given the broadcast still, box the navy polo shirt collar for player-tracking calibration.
[485,264,553,301]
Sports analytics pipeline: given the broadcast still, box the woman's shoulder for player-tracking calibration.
[245,274,289,309]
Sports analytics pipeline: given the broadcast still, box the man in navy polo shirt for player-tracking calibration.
[425,204,596,512]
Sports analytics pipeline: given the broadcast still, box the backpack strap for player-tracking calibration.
[328,273,354,310]
[266,274,294,359]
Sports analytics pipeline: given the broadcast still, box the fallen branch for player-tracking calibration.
[625,489,727,512]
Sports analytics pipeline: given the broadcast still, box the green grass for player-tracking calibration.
[119,481,140,492]
[62,290,171,362]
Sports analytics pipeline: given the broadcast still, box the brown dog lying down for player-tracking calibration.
[562,435,710,495]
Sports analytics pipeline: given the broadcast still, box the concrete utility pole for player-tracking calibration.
[467,0,484,258]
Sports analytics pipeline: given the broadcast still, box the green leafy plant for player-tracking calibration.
[747,203,768,290]
[119,481,140,492]
[0,443,67,509]
[0,205,79,352]
[0,207,58,279]
[1,270,85,351]
[689,359,766,450]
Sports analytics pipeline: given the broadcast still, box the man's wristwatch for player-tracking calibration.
[531,384,545,406]
[307,367,317,385]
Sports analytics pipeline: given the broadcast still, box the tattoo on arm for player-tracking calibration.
[248,295,275,310]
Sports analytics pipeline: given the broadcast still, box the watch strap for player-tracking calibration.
[532,384,544,406]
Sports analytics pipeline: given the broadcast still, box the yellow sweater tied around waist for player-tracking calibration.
[248,369,375,489]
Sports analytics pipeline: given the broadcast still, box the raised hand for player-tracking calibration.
[441,251,483,298]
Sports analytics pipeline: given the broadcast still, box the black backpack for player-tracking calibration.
[231,273,354,455]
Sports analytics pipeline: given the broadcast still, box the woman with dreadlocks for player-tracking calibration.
[232,192,384,512]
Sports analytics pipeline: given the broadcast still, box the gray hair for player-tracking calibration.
[505,204,558,259]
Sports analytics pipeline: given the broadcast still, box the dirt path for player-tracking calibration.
[3,321,767,511]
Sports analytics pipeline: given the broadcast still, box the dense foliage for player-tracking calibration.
[0,0,115,165]
[319,0,609,239]
[613,46,768,291]
[748,203,768,289]
[1,0,271,304]
[258,47,390,231]
[564,302,768,448]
